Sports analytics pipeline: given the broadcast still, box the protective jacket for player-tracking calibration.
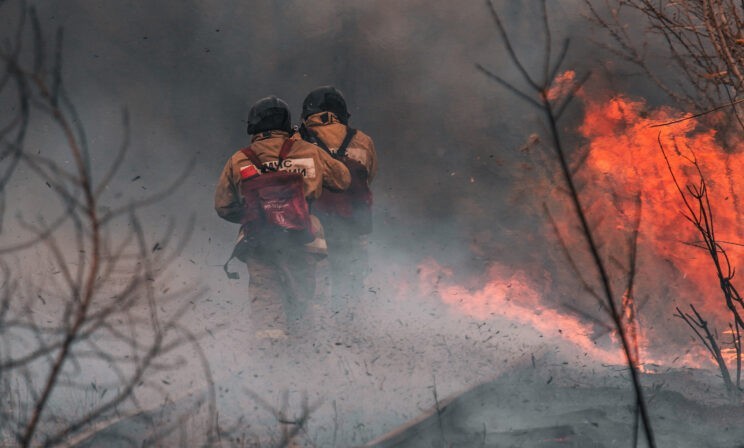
[298,112,377,235]
[297,112,377,182]
[215,130,351,254]
[296,112,377,307]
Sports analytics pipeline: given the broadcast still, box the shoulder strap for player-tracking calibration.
[303,126,356,159]
[241,140,294,174]
[275,138,295,170]
[336,128,357,157]
[240,146,264,169]
[298,123,314,143]
[278,138,295,159]
[307,128,332,154]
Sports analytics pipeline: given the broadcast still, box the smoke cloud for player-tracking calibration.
[3,0,735,444]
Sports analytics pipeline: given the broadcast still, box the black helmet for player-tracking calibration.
[301,86,350,124]
[246,96,292,135]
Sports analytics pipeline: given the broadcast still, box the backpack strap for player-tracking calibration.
[298,123,314,143]
[241,140,294,174]
[336,128,357,157]
[223,240,244,279]
[303,126,357,159]
[305,128,332,154]
[278,138,295,160]
[240,146,266,171]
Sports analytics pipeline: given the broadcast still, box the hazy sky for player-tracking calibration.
[2,1,710,444]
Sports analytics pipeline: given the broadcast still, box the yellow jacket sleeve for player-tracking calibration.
[214,156,243,223]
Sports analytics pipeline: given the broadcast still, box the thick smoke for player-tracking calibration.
[2,0,731,445]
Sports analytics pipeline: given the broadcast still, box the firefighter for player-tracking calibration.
[215,95,350,340]
[296,86,378,317]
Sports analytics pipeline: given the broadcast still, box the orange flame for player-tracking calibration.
[578,94,744,322]
[417,259,625,364]
[415,84,744,371]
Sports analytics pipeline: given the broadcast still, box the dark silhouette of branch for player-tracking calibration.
[479,1,656,445]
[649,97,744,128]
[0,3,216,445]
[585,0,744,134]
[659,134,744,394]
[674,305,734,390]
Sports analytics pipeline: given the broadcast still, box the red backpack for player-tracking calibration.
[224,139,313,279]
[238,139,312,241]
[302,127,373,235]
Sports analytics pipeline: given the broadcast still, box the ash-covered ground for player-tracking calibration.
[69,241,744,447]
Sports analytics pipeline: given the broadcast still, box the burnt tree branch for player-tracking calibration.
[479,1,656,445]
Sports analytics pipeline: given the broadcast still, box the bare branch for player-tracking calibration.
[482,2,657,445]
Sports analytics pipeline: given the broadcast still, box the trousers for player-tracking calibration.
[244,242,318,335]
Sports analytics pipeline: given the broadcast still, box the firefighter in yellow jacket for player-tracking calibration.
[215,95,350,339]
[296,86,378,316]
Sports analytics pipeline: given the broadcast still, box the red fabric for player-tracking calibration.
[238,141,312,242]
[240,164,259,179]
[240,172,310,231]
[278,139,295,159]
[240,146,264,168]
[315,157,373,235]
